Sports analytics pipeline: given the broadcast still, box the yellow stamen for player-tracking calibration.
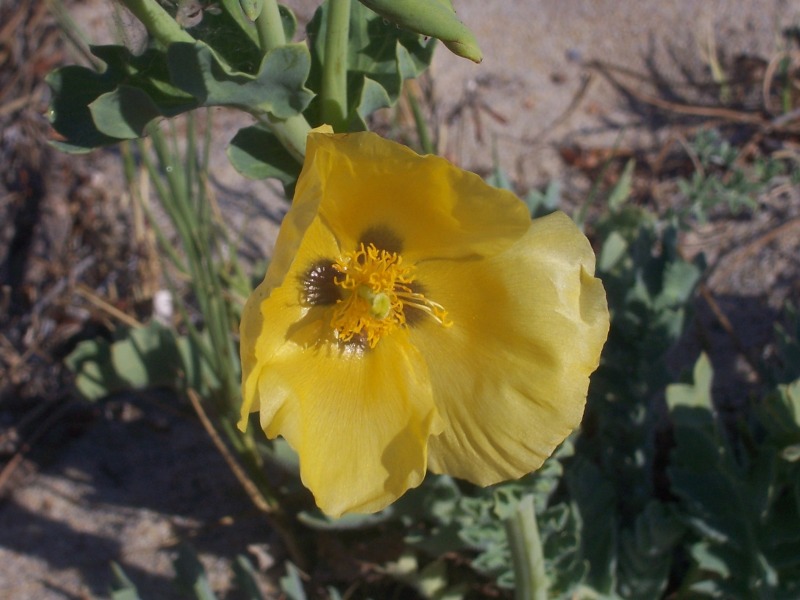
[330,243,452,347]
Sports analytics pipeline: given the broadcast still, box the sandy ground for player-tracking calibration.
[1,1,799,598]
[431,1,800,182]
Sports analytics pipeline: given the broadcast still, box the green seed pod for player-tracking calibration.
[358,0,482,63]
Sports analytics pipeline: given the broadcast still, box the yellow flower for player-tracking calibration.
[238,129,609,517]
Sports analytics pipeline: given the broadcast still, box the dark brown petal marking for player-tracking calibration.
[339,332,369,354]
[359,226,403,254]
[301,260,341,306]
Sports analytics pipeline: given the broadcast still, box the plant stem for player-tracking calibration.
[505,495,548,600]
[320,0,351,131]
[254,0,286,52]
[252,0,312,160]
[258,112,311,163]
[406,85,435,154]
[117,0,194,46]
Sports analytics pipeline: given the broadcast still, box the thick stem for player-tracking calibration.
[128,0,310,160]
[253,0,312,160]
[118,0,195,46]
[320,0,351,130]
[254,0,287,52]
[260,112,311,163]
[505,496,549,600]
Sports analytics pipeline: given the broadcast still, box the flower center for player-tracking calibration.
[330,243,451,348]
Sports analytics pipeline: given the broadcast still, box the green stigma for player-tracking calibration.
[358,286,392,320]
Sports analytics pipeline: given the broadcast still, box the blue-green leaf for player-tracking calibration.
[279,562,307,600]
[227,124,301,185]
[109,562,142,600]
[168,42,314,118]
[46,45,196,152]
[65,322,220,400]
[173,544,217,600]
[233,555,266,600]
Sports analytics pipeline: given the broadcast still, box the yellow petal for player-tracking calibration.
[254,125,336,291]
[302,131,530,262]
[411,212,609,484]
[239,216,340,430]
[258,327,441,517]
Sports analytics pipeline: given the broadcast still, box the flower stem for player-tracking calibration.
[258,112,311,163]
[406,84,436,155]
[505,495,549,600]
[254,0,286,51]
[320,0,351,131]
[252,0,312,160]
[117,0,195,46]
